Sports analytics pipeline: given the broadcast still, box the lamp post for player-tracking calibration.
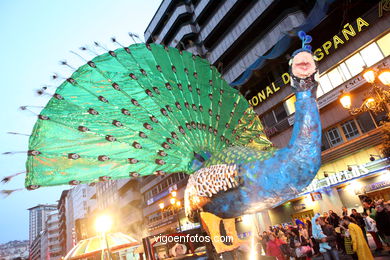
[159,190,182,232]
[339,67,390,115]
[95,215,113,260]
[339,66,390,159]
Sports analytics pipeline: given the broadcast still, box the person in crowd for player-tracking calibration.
[327,210,340,228]
[317,216,340,260]
[298,223,309,242]
[260,231,270,253]
[361,197,376,218]
[306,217,319,255]
[362,212,383,251]
[277,232,292,259]
[341,216,373,260]
[294,239,314,260]
[384,200,390,211]
[312,214,333,258]
[339,222,354,259]
[341,206,348,217]
[350,209,367,241]
[326,210,343,252]
[266,233,286,260]
[323,212,329,223]
[374,201,390,246]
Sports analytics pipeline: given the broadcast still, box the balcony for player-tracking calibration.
[158,4,193,44]
[168,24,198,47]
[144,0,172,42]
[199,0,238,41]
[207,0,273,65]
[194,0,210,17]
[321,127,384,164]
[223,11,305,83]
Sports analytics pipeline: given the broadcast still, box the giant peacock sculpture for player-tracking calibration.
[22,36,321,227]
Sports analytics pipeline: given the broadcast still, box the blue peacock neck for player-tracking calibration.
[202,66,322,218]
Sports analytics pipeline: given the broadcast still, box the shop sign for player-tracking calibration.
[305,165,369,192]
[355,179,390,195]
[248,17,370,107]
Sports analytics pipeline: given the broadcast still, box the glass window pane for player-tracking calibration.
[321,133,331,151]
[345,53,366,76]
[372,110,388,126]
[317,84,325,97]
[284,95,296,116]
[360,42,384,66]
[339,62,352,81]
[376,32,390,57]
[356,112,376,133]
[328,67,345,88]
[274,104,287,122]
[262,112,277,128]
[326,127,343,146]
[319,74,333,94]
[341,120,360,140]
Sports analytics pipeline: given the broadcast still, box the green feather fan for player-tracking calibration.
[25,43,272,188]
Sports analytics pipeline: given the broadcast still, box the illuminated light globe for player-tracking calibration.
[159,202,165,209]
[95,215,113,233]
[363,69,375,83]
[365,97,376,110]
[378,70,390,85]
[340,93,352,109]
[170,198,176,205]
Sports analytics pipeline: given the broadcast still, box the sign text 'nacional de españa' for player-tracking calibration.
[248,17,370,107]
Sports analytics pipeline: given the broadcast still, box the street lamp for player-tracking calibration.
[339,67,390,115]
[95,215,113,260]
[159,190,182,232]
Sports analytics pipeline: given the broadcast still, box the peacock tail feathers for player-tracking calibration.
[26,43,272,188]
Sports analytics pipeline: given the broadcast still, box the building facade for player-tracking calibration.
[28,204,57,246]
[144,0,389,231]
[46,211,62,260]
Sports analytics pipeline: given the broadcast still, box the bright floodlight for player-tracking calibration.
[339,93,352,109]
[95,215,113,233]
[363,69,375,83]
[171,190,177,197]
[378,70,390,85]
[159,202,165,209]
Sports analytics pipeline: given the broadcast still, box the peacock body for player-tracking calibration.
[25,43,321,219]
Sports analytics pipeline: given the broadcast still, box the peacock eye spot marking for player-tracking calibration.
[98,155,110,161]
[68,153,80,159]
[139,132,147,138]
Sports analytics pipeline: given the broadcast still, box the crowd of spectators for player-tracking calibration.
[257,198,390,260]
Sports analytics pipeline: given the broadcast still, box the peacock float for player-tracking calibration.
[8,32,321,251]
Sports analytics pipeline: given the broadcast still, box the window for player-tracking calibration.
[338,63,352,82]
[344,53,366,77]
[327,67,345,88]
[356,112,376,133]
[284,95,296,116]
[262,112,277,128]
[372,110,388,126]
[341,120,360,140]
[326,127,343,146]
[319,74,333,93]
[376,32,390,57]
[321,134,331,151]
[360,42,384,66]
[273,104,287,122]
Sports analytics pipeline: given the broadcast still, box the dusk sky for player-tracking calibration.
[0,0,161,244]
